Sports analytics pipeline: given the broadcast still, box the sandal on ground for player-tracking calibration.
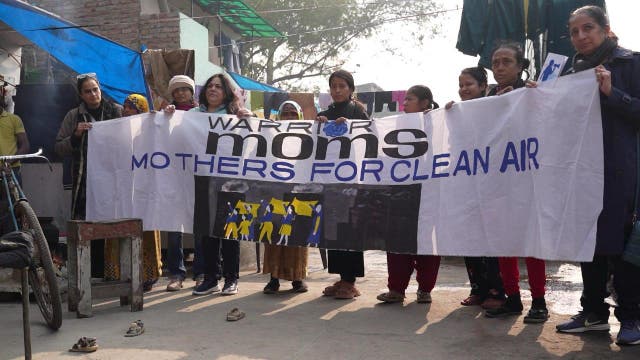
[292,280,308,293]
[226,308,245,321]
[124,320,145,337]
[323,280,345,297]
[377,291,405,303]
[69,337,98,353]
[334,283,361,299]
[461,294,483,306]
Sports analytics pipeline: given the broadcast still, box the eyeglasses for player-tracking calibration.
[76,72,97,80]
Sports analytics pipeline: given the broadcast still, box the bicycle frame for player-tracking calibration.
[0,149,50,231]
[0,148,61,330]
[1,165,26,231]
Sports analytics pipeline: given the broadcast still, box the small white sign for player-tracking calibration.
[538,52,568,87]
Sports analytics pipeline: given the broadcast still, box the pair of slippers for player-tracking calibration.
[69,337,98,353]
[68,320,144,353]
[226,308,245,321]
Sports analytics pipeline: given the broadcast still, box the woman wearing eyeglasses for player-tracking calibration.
[55,73,123,277]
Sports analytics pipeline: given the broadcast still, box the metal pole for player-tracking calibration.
[21,268,31,360]
[218,1,223,66]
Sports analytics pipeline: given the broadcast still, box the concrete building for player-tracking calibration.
[0,1,281,278]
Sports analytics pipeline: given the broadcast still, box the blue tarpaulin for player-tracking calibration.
[228,71,282,92]
[0,0,149,104]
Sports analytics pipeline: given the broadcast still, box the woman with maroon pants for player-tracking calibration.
[376,85,441,304]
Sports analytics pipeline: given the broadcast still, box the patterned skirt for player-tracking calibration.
[104,230,162,283]
[262,243,308,281]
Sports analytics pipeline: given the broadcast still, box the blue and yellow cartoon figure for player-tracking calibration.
[276,204,295,246]
[223,202,239,240]
[238,214,252,241]
[307,203,323,247]
[258,202,274,244]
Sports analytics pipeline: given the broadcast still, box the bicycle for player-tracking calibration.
[0,149,62,330]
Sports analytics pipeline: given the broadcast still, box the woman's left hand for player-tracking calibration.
[236,108,254,118]
[496,86,514,95]
[335,117,348,124]
[595,65,612,96]
[525,80,538,88]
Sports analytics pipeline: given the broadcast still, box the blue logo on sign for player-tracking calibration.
[323,121,348,137]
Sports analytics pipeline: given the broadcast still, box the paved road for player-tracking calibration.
[1,251,638,359]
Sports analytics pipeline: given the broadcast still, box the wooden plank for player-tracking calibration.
[76,240,93,318]
[91,281,131,298]
[66,227,78,312]
[119,237,131,306]
[69,219,143,244]
[130,235,143,312]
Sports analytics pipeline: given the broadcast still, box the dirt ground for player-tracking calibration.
[1,251,638,359]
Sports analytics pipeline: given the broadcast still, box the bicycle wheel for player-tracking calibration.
[15,201,62,330]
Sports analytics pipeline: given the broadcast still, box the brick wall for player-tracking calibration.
[23,0,181,83]
[30,0,182,49]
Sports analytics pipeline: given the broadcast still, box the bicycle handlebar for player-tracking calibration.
[0,148,44,161]
[0,149,53,171]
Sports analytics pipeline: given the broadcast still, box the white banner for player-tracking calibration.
[87,70,603,261]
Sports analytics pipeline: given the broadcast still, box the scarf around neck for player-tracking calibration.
[572,37,618,72]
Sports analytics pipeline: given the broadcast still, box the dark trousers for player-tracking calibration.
[202,236,239,282]
[167,232,205,279]
[581,255,640,321]
[464,256,504,299]
[166,232,186,279]
[328,250,364,282]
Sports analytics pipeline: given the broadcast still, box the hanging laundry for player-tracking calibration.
[374,91,395,113]
[264,92,290,119]
[249,91,264,112]
[356,92,375,116]
[318,93,332,110]
[391,90,407,113]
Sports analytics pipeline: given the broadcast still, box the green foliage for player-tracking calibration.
[242,0,441,90]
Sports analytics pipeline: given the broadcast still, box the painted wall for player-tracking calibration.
[178,12,224,86]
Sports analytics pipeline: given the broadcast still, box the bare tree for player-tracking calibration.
[243,0,442,90]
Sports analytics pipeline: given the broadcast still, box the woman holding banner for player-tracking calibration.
[555,6,640,345]
[162,75,205,292]
[445,67,507,310]
[482,42,549,323]
[55,73,122,278]
[376,85,441,304]
[191,73,252,296]
[316,70,369,299]
[262,100,309,294]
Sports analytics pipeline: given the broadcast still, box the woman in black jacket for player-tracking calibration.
[316,70,369,299]
[483,42,549,324]
[555,6,640,345]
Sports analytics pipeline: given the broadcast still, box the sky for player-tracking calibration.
[320,0,640,103]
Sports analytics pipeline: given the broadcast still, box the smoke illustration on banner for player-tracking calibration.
[86,70,604,261]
